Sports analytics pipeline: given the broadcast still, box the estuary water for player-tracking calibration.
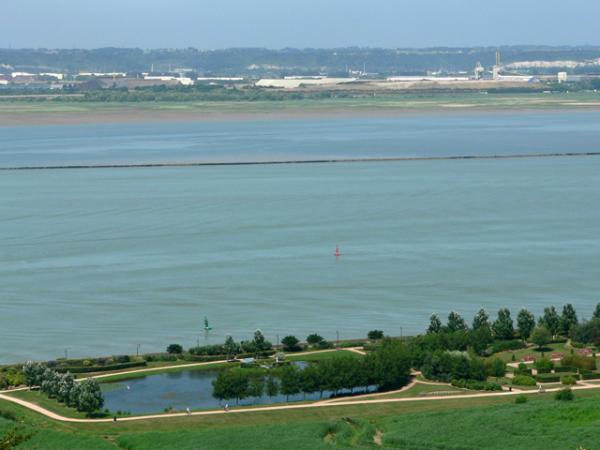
[1,111,600,363]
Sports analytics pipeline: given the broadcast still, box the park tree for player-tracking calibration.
[492,308,514,340]
[593,303,600,320]
[281,335,301,352]
[77,379,104,416]
[265,376,279,397]
[57,373,75,404]
[252,329,272,356]
[40,368,60,398]
[447,312,467,332]
[22,362,45,387]
[539,306,560,337]
[367,330,384,340]
[427,314,442,334]
[531,326,552,350]
[279,365,302,401]
[300,364,320,398]
[166,344,183,354]
[248,375,264,399]
[472,309,491,331]
[560,304,578,335]
[368,338,411,390]
[224,336,239,360]
[212,368,250,405]
[306,334,324,346]
[517,309,536,340]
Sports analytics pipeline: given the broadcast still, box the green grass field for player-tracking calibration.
[3,388,600,449]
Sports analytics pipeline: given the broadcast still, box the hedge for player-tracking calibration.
[555,366,577,373]
[536,368,551,374]
[56,361,146,374]
[512,375,536,386]
[535,373,563,383]
[514,369,532,376]
[452,379,503,391]
[581,372,600,380]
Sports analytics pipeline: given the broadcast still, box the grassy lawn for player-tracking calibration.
[286,349,362,362]
[341,382,464,401]
[5,390,87,419]
[3,389,600,449]
[93,361,234,383]
[495,342,573,363]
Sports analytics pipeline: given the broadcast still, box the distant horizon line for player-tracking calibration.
[3,44,600,52]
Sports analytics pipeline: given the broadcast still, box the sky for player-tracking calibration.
[2,0,600,49]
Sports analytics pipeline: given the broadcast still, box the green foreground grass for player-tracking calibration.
[3,388,600,449]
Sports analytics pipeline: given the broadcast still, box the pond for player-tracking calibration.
[101,365,375,414]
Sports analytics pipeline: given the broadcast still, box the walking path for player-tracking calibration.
[2,379,599,424]
[2,347,599,425]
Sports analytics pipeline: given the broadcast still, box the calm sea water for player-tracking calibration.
[2,110,600,167]
[1,112,600,363]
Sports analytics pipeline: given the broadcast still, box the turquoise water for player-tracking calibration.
[1,113,600,363]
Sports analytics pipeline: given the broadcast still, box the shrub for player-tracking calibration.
[367,330,384,340]
[281,335,301,352]
[561,354,597,371]
[515,395,528,404]
[144,353,177,362]
[555,388,574,401]
[306,334,324,346]
[317,340,334,349]
[581,372,600,380]
[166,344,183,354]
[561,375,577,385]
[534,357,554,371]
[512,375,536,386]
[515,368,533,376]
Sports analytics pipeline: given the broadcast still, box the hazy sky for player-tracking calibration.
[3,0,599,49]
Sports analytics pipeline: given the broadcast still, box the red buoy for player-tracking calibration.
[335,245,341,257]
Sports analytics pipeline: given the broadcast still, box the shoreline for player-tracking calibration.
[2,151,600,171]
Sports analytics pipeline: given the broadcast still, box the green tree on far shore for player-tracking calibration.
[560,304,578,336]
[539,306,560,337]
[427,314,442,334]
[493,308,514,340]
[472,309,491,332]
[517,309,536,340]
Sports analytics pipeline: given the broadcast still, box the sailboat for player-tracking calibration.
[204,316,212,331]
